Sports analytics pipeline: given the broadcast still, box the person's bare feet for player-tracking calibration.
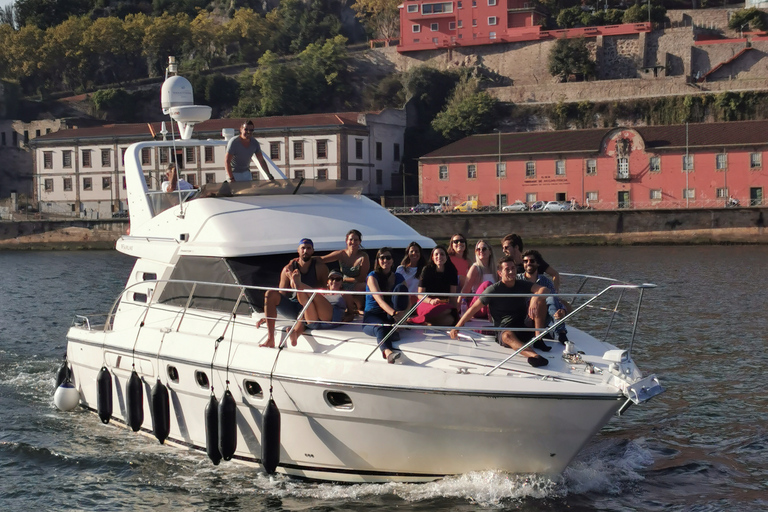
[289,329,299,346]
[256,318,275,347]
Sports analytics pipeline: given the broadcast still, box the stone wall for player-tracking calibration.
[598,34,643,80]
[0,219,126,249]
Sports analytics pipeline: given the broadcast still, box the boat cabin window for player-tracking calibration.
[227,254,309,312]
[133,292,148,303]
[142,272,157,281]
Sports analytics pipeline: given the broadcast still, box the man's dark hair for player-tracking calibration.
[497,254,516,270]
[522,249,542,265]
[502,233,523,251]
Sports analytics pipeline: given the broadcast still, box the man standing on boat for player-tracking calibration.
[225,120,274,182]
[259,238,329,348]
[450,255,550,368]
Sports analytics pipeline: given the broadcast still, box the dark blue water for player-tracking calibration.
[1,247,767,510]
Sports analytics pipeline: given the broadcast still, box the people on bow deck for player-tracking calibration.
[362,247,410,364]
[450,255,551,368]
[518,249,570,343]
[161,163,193,192]
[285,269,357,345]
[501,233,561,292]
[447,233,470,290]
[319,229,370,312]
[460,239,497,319]
[408,245,459,326]
[259,238,329,348]
[225,120,273,182]
[396,242,426,306]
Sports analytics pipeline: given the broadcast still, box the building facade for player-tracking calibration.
[419,120,768,210]
[0,119,65,199]
[30,111,405,217]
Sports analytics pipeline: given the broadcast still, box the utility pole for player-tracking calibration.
[494,128,502,210]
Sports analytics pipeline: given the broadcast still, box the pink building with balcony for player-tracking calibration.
[418,120,768,209]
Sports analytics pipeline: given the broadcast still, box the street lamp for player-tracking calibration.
[494,128,502,210]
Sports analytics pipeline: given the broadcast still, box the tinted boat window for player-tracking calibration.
[227,254,297,312]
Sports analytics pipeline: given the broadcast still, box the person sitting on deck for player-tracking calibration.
[518,249,570,343]
[450,255,551,368]
[408,245,459,326]
[395,241,426,307]
[161,163,193,193]
[319,229,370,311]
[258,238,329,348]
[501,233,561,291]
[460,239,497,319]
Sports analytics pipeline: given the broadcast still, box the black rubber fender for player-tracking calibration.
[150,379,170,444]
[125,370,143,432]
[205,394,222,465]
[261,397,281,474]
[218,389,237,461]
[96,366,113,424]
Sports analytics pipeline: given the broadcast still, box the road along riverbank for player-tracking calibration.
[0,207,766,249]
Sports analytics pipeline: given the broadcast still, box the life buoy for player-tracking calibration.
[218,390,237,461]
[261,398,281,474]
[205,395,222,465]
[126,370,143,432]
[96,367,113,424]
[151,379,170,444]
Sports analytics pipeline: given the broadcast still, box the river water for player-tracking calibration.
[1,247,767,511]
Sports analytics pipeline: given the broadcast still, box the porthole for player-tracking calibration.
[142,272,157,281]
[244,380,263,398]
[133,292,147,303]
[167,366,179,383]
[195,371,209,388]
[325,391,353,410]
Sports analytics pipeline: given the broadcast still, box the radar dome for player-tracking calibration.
[161,75,194,112]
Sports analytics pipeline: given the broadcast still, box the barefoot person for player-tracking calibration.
[258,238,328,347]
[450,255,550,368]
[287,269,357,345]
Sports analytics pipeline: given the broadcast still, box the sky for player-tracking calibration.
[0,0,13,11]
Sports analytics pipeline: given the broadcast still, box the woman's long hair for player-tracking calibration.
[373,247,394,273]
[400,241,425,274]
[474,239,496,276]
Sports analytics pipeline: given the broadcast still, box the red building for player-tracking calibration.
[418,120,768,209]
[397,0,650,53]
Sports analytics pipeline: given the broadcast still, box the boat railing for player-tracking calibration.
[86,274,654,370]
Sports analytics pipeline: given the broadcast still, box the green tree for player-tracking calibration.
[556,6,583,29]
[252,50,296,116]
[266,0,341,55]
[225,8,270,64]
[403,66,461,125]
[548,37,595,82]
[14,0,93,29]
[140,13,191,77]
[294,34,349,111]
[351,0,400,40]
[431,76,499,141]
[728,8,767,32]
[622,3,666,24]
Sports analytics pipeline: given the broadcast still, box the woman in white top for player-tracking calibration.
[460,239,496,318]
[395,242,426,304]
[288,269,356,345]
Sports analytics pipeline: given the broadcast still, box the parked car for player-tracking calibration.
[542,201,569,211]
[529,201,545,211]
[410,203,439,213]
[502,200,528,212]
[453,200,480,212]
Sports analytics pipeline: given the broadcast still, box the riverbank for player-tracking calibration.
[1,207,766,249]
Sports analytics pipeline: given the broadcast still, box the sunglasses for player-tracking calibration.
[476,247,489,252]
[523,259,538,264]
[243,129,253,133]
[452,239,466,244]
[378,255,392,261]
[328,276,343,282]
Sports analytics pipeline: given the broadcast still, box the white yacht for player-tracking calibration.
[61,64,664,483]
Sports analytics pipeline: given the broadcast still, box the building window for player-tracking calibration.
[144,175,150,187]
[293,141,304,159]
[412,24,420,33]
[586,191,598,203]
[82,150,91,168]
[650,189,662,200]
[617,158,629,178]
[430,23,438,31]
[83,177,92,191]
[185,174,196,186]
[432,38,438,43]
[62,150,72,168]
[356,168,363,180]
[490,32,496,39]
[496,162,506,178]
[205,173,216,184]
[682,188,695,199]
[555,160,565,176]
[355,139,363,159]
[496,194,507,207]
[525,161,535,178]
[394,143,401,161]
[467,164,477,179]
[317,168,328,180]
[407,4,418,12]
[472,19,477,26]
[422,2,453,14]
[294,169,304,179]
[63,177,72,191]
[375,142,382,160]
[12,132,17,146]
[716,187,728,198]
[488,16,497,25]
[23,130,28,144]
[204,146,214,163]
[185,147,195,164]
[268,142,280,160]
[526,193,537,203]
[99,149,110,167]
[750,152,761,168]
[439,165,448,180]
[488,0,497,4]
[472,0,476,6]
[439,195,449,206]
[682,154,693,171]
[449,21,456,30]
[141,148,151,165]
[716,153,727,170]
[376,169,383,185]
[121,148,127,166]
[317,140,327,159]
[44,178,53,192]
[159,148,168,165]
[458,20,463,27]
[103,177,111,190]
[457,0,462,7]
[649,156,660,172]
[43,151,53,169]
[468,194,478,202]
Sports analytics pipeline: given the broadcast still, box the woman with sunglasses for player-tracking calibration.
[447,233,470,290]
[362,247,410,363]
[288,269,357,344]
[408,245,459,326]
[460,240,497,319]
